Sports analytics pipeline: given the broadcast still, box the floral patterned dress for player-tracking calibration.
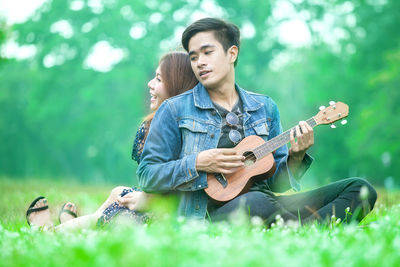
[97,121,151,227]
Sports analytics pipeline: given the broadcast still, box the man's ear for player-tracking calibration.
[228,45,238,64]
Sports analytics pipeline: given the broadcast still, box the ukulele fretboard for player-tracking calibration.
[253,117,317,159]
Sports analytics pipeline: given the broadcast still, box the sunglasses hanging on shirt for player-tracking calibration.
[225,111,243,144]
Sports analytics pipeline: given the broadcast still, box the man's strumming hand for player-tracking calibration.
[196,148,244,174]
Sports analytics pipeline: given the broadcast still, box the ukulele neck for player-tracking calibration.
[253,117,317,159]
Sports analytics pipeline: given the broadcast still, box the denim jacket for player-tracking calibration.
[137,83,313,220]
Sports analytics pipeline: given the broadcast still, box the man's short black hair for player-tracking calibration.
[181,18,241,66]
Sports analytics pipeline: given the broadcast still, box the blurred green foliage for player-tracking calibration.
[0,0,398,187]
[1,178,400,267]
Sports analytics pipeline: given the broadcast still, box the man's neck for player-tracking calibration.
[206,72,238,111]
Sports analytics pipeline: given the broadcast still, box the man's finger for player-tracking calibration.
[289,129,297,150]
[297,125,307,148]
[299,123,311,146]
[219,162,244,168]
[220,155,245,162]
[299,121,309,135]
[290,128,296,143]
[220,149,240,155]
[305,123,313,134]
[219,167,241,174]
[301,121,314,147]
[306,123,314,145]
[295,125,301,139]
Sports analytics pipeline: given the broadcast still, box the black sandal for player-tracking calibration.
[26,196,48,226]
[58,202,78,224]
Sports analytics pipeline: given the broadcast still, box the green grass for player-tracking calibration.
[1,177,400,267]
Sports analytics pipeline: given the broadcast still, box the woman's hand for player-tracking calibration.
[117,191,149,211]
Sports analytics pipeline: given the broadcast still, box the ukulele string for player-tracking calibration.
[238,118,316,163]
[240,128,295,162]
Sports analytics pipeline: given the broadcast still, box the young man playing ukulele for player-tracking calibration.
[137,18,377,225]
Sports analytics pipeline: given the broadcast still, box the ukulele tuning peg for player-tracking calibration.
[329,101,336,106]
[319,105,326,111]
[330,124,337,129]
[341,119,348,125]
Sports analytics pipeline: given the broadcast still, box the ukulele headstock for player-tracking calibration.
[314,101,349,126]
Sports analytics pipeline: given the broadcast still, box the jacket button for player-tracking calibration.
[210,134,214,138]
[195,204,200,210]
[211,110,217,116]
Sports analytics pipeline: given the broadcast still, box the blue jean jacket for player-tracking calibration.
[137,83,313,220]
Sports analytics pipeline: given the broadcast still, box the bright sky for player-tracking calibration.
[0,0,47,24]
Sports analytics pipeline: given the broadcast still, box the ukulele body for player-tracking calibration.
[204,102,349,202]
[205,135,276,202]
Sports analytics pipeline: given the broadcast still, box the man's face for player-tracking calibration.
[188,31,236,89]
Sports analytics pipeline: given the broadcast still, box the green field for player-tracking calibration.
[1,177,399,267]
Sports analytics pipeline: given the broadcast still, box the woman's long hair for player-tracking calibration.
[144,51,198,121]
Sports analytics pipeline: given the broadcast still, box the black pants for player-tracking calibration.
[209,178,377,225]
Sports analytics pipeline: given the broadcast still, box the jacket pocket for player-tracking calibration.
[179,119,208,154]
[249,119,270,141]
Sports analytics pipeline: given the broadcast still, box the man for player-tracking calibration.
[137,18,376,224]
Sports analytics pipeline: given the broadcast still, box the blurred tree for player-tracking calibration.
[0,0,398,187]
[0,0,203,183]
[262,0,400,186]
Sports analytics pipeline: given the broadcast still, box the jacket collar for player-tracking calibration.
[193,83,264,112]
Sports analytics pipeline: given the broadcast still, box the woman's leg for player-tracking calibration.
[59,202,78,224]
[27,198,54,228]
[276,177,377,224]
[55,186,131,231]
[94,186,131,214]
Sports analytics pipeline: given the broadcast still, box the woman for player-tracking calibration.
[26,51,198,230]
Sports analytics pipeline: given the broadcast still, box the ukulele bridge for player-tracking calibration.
[214,173,228,188]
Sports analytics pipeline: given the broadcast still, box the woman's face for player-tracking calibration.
[148,65,169,111]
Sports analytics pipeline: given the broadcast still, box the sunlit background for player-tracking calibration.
[0,0,398,189]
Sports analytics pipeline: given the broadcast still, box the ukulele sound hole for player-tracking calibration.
[243,151,256,167]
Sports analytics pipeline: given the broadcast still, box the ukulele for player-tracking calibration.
[204,101,349,202]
